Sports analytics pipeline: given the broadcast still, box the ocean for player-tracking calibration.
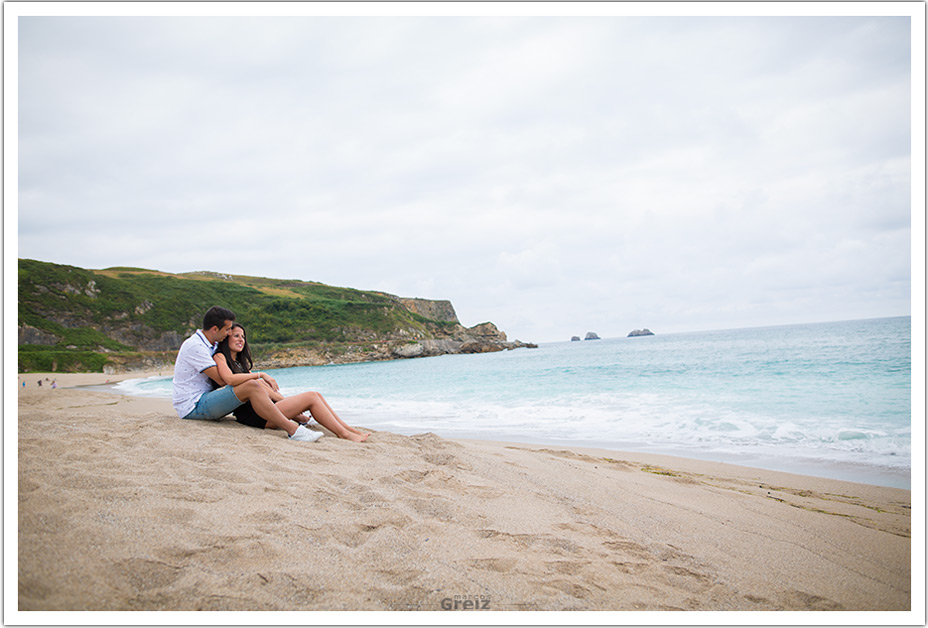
[116,316,913,489]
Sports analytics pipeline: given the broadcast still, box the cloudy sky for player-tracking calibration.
[12,4,917,343]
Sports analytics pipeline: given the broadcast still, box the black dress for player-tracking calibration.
[233,402,267,429]
[226,358,268,430]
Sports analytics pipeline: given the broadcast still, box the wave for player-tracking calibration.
[112,376,173,398]
[314,392,911,475]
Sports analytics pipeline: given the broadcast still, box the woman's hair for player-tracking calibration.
[215,323,253,374]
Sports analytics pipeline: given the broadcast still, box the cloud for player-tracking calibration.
[15,13,913,341]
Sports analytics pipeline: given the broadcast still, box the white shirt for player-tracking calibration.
[172,330,220,418]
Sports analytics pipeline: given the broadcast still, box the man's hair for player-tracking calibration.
[203,306,236,331]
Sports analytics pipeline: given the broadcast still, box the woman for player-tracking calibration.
[213,324,370,442]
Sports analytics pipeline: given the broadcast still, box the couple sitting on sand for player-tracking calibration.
[171,306,369,443]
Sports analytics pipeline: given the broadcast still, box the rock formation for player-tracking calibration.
[584,332,601,340]
[19,324,60,346]
[260,323,537,368]
[397,298,459,323]
[571,336,581,342]
[628,329,655,337]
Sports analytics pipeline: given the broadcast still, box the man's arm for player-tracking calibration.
[202,365,225,387]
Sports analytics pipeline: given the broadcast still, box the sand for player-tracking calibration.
[16,372,912,613]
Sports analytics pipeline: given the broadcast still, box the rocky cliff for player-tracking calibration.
[259,321,535,369]
[396,298,459,323]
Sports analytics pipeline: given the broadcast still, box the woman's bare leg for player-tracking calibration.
[316,394,368,437]
[232,380,299,435]
[281,392,368,437]
[275,392,369,442]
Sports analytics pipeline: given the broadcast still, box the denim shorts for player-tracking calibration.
[183,386,243,420]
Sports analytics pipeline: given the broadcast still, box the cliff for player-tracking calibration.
[17,259,534,373]
[396,298,459,323]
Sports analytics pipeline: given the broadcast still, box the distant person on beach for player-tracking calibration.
[213,323,369,442]
[171,306,321,442]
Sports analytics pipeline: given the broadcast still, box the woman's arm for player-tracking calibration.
[213,353,273,388]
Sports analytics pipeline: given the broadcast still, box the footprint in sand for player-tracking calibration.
[114,558,182,592]
[467,557,518,572]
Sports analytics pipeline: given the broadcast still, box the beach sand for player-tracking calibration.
[16,372,911,612]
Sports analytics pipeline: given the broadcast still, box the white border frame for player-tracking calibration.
[5,3,924,626]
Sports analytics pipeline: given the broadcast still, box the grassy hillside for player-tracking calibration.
[18,259,462,372]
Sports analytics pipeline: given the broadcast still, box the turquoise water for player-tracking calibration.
[119,317,912,488]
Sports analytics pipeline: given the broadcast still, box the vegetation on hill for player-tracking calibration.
[17,259,500,373]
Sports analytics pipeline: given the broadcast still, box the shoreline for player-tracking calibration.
[17,369,174,388]
[15,373,913,611]
[19,370,911,490]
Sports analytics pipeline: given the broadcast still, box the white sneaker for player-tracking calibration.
[289,424,323,442]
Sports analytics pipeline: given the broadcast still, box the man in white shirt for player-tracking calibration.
[172,306,320,442]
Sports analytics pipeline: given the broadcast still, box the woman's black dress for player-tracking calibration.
[218,357,268,429]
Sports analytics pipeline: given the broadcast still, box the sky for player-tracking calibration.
[11,4,920,343]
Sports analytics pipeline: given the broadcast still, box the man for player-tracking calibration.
[172,306,321,442]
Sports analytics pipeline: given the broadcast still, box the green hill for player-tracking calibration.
[18,259,530,373]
